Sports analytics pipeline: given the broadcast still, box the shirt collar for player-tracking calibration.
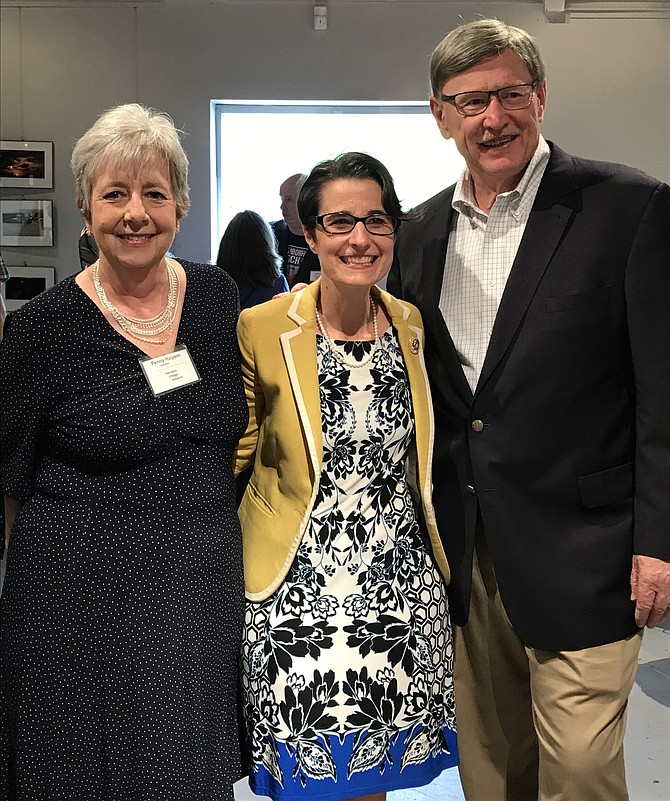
[453,135,550,219]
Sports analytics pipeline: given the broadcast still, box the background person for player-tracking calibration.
[216,209,288,309]
[271,172,320,285]
[236,152,458,800]
[0,103,247,801]
[78,224,99,269]
[0,251,8,337]
[388,18,670,801]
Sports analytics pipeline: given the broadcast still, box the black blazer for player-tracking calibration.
[388,142,670,650]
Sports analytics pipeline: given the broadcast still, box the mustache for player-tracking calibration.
[478,133,519,146]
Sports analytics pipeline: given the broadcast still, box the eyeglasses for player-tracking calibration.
[440,83,536,117]
[312,212,400,236]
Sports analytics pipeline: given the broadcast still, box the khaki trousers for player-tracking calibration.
[454,530,642,801]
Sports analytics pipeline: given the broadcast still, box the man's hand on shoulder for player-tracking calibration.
[273,282,307,299]
[630,554,670,628]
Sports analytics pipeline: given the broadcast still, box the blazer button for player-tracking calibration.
[466,484,476,495]
[471,419,484,432]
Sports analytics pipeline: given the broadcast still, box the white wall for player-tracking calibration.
[1,1,668,280]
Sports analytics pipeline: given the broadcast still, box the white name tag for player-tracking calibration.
[139,345,201,396]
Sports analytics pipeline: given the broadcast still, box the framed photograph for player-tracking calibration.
[0,140,53,188]
[0,199,54,247]
[1,264,56,311]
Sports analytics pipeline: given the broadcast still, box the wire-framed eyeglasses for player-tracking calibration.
[312,212,400,236]
[440,83,537,117]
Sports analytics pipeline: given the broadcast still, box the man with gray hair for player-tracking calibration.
[388,17,670,801]
[271,172,320,285]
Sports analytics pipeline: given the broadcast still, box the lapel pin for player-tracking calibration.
[409,337,420,354]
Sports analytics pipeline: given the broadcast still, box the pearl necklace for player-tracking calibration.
[92,259,179,345]
[315,297,379,369]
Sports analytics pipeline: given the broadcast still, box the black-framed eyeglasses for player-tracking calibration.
[312,212,400,236]
[440,83,536,116]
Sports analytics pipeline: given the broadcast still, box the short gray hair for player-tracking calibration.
[430,19,545,96]
[71,103,190,220]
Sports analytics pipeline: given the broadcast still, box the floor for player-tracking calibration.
[235,620,670,801]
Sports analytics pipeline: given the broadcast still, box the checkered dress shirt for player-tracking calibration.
[439,136,550,392]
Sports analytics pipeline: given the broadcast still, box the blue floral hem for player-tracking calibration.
[249,726,458,801]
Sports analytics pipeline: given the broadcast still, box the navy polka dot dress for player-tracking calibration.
[0,262,248,801]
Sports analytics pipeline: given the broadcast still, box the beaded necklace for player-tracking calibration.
[92,259,179,345]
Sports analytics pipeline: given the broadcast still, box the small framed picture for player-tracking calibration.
[0,140,54,188]
[0,199,54,247]
[2,264,56,311]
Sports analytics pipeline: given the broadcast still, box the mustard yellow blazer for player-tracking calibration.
[235,279,450,601]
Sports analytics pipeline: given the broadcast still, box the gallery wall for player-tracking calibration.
[1,0,669,280]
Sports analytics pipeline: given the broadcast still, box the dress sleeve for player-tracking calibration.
[0,308,52,500]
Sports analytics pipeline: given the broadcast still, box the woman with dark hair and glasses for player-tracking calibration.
[216,210,288,309]
[235,152,458,801]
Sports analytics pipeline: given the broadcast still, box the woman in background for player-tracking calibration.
[235,152,458,801]
[0,103,247,801]
[217,209,288,309]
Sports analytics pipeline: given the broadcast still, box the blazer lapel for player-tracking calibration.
[476,145,578,394]
[280,282,323,469]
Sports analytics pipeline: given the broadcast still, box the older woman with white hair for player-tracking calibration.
[0,104,247,800]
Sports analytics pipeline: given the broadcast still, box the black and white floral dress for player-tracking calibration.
[241,327,458,801]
